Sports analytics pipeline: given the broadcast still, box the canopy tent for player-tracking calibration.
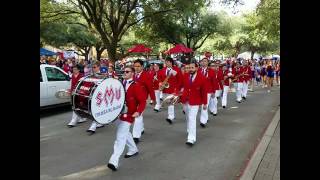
[165,44,193,54]
[237,51,261,60]
[128,44,152,53]
[263,54,280,60]
[40,48,57,56]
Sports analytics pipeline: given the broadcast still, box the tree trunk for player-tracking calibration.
[84,49,90,61]
[107,43,118,64]
[251,50,255,60]
[96,48,105,62]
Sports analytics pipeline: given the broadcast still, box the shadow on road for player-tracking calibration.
[40,105,72,118]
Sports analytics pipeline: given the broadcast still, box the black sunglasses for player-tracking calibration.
[124,71,132,73]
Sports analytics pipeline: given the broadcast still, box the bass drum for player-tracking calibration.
[72,74,125,124]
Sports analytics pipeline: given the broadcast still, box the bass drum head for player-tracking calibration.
[90,78,125,124]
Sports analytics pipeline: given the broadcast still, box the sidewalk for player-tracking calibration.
[240,108,280,180]
[254,122,280,180]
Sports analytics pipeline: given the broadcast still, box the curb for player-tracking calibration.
[239,107,280,180]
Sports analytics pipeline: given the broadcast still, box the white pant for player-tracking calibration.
[222,86,229,107]
[236,82,243,101]
[209,94,217,114]
[68,111,87,126]
[154,90,161,110]
[160,91,163,99]
[108,120,138,168]
[185,104,199,143]
[242,82,248,98]
[215,90,222,98]
[200,93,212,124]
[88,121,104,131]
[132,114,144,138]
[163,93,175,120]
[183,104,189,133]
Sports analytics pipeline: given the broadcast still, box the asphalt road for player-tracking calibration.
[40,85,280,180]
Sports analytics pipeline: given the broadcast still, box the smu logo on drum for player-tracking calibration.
[95,85,122,107]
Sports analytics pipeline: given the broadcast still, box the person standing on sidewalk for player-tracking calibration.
[132,59,155,143]
[107,66,146,171]
[179,61,207,146]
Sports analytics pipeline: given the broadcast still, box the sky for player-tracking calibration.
[209,0,261,16]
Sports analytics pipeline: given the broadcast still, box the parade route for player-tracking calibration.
[40,85,280,180]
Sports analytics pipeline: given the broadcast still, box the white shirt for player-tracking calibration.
[123,78,134,91]
[135,71,142,79]
[190,72,197,82]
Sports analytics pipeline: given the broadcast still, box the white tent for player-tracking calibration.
[237,52,261,59]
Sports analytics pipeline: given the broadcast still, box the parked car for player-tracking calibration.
[40,64,71,109]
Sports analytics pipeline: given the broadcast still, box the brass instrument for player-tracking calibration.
[161,94,181,106]
[159,74,171,91]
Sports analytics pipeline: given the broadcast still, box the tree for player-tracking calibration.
[241,13,279,59]
[47,0,175,63]
[41,0,244,61]
[256,0,280,40]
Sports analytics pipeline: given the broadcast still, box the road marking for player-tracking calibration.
[58,165,110,180]
[239,108,280,180]
[229,106,239,109]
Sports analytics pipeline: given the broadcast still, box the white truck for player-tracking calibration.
[40,64,71,109]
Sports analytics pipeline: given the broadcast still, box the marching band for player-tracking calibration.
[65,57,277,171]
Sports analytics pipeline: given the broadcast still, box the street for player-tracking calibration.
[41,85,280,180]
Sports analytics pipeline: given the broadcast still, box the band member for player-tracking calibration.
[132,59,155,143]
[107,65,119,79]
[198,58,215,126]
[182,64,190,114]
[158,57,182,124]
[67,65,87,127]
[153,63,162,112]
[147,64,155,105]
[107,66,146,171]
[87,61,105,134]
[221,65,233,108]
[179,61,207,146]
[241,60,251,100]
[208,62,219,116]
[215,60,224,99]
[233,61,244,103]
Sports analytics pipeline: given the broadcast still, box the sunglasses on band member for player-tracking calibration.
[92,66,98,69]
[124,71,132,74]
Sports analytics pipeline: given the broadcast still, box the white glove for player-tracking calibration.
[169,70,177,76]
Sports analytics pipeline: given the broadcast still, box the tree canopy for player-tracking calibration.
[40,0,280,61]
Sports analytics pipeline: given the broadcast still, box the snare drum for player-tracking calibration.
[72,74,125,124]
